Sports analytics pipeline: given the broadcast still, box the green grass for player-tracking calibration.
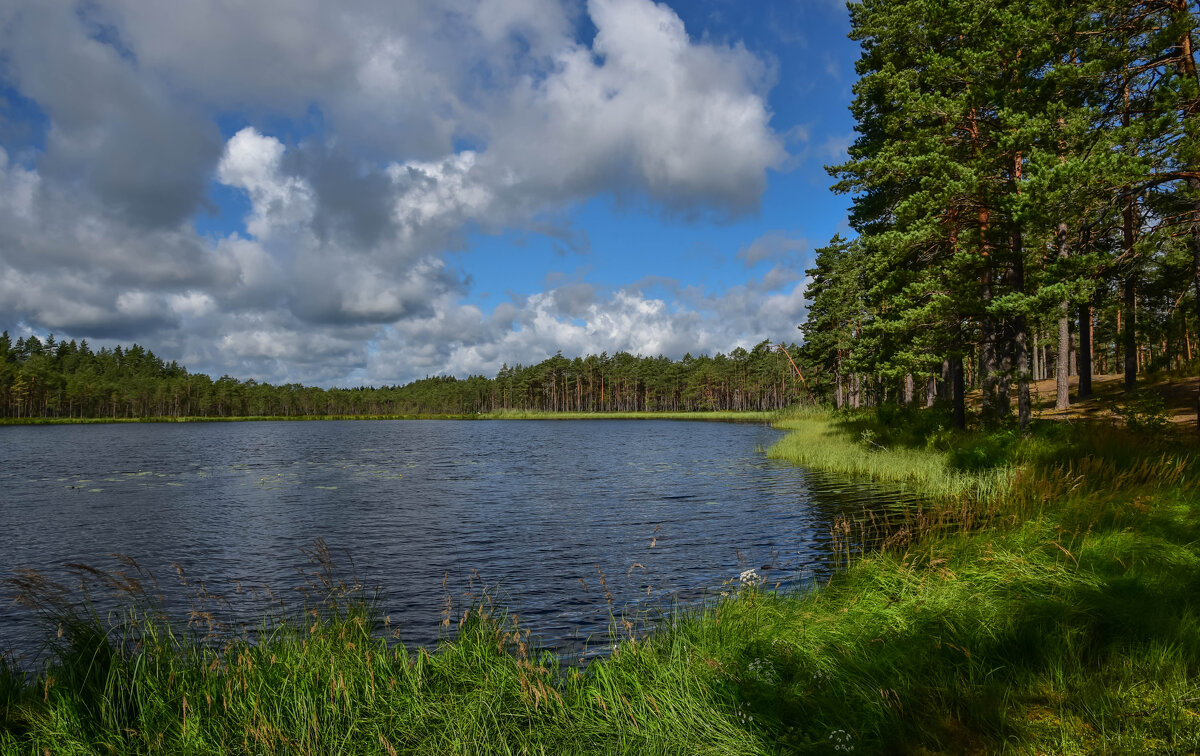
[3,408,1199,753]
[768,406,1015,503]
[0,549,772,754]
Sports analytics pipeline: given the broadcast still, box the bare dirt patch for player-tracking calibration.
[972,373,1199,426]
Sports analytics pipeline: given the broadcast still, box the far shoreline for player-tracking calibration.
[0,410,779,426]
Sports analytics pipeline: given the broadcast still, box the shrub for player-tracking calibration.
[1114,390,1169,433]
[947,430,1018,471]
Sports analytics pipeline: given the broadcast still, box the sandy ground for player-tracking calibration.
[1021,372,1200,425]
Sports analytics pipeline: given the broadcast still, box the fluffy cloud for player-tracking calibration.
[481,0,785,216]
[0,0,797,385]
[217,129,315,241]
[367,271,809,384]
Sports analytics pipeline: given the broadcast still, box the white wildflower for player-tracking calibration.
[735,701,754,724]
[739,569,763,587]
[828,729,855,752]
[747,657,779,684]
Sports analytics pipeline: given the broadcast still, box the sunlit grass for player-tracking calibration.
[768,410,1015,503]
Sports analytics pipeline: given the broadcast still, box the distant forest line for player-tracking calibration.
[0,332,813,419]
[2,316,1194,421]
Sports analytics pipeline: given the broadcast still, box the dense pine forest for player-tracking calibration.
[0,331,809,419]
[800,0,1199,428]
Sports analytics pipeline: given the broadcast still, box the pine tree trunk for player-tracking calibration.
[980,208,1000,423]
[1123,187,1138,393]
[1124,275,1137,393]
[951,356,966,430]
[998,324,1013,417]
[835,353,843,409]
[1191,178,1200,432]
[1078,303,1093,399]
[981,305,999,421]
[1069,332,1076,377]
[1055,223,1071,410]
[1174,1,1199,430]
[1033,330,1041,382]
[1013,240,1032,431]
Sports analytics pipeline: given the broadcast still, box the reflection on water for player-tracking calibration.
[0,419,918,662]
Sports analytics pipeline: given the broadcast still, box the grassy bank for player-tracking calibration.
[762,408,1200,751]
[769,407,1015,502]
[3,409,1199,753]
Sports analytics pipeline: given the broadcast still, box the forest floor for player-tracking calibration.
[1028,372,1199,424]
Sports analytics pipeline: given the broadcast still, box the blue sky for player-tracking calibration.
[0,0,859,386]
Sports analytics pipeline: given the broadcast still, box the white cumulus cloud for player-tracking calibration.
[0,0,802,385]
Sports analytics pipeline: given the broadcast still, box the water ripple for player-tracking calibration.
[1,419,913,662]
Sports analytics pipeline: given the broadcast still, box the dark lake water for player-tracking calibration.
[0,419,915,663]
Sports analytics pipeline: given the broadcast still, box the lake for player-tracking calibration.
[0,419,913,663]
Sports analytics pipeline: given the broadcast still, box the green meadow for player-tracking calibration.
[3,408,1199,753]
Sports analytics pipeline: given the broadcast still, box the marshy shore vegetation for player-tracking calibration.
[4,406,1198,754]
